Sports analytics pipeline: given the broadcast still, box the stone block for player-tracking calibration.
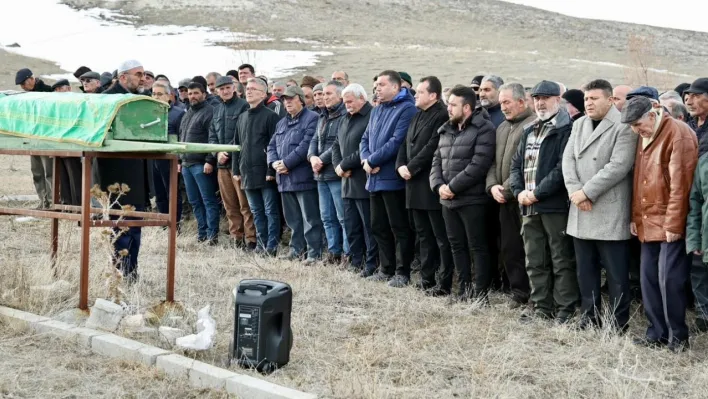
[226,374,317,399]
[189,360,238,390]
[91,333,146,363]
[0,306,50,324]
[31,319,77,340]
[156,354,193,379]
[137,346,171,366]
[86,299,125,332]
[158,326,186,345]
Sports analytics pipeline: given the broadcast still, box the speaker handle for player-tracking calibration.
[238,284,269,295]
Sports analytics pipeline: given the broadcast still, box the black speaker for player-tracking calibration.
[230,279,293,372]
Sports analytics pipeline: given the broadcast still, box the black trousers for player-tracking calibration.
[411,208,453,291]
[574,238,631,329]
[485,201,503,289]
[499,203,530,303]
[58,157,82,206]
[343,198,378,272]
[641,240,690,344]
[442,204,492,296]
[370,190,414,277]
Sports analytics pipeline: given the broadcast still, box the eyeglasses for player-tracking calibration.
[152,92,168,97]
[245,87,264,92]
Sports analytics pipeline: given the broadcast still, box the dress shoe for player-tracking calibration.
[632,337,665,349]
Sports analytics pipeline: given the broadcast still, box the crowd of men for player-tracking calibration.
[13,61,708,353]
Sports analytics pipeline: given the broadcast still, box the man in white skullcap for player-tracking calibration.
[105,60,145,95]
[97,60,149,283]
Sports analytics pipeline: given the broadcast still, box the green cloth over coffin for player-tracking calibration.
[0,92,168,147]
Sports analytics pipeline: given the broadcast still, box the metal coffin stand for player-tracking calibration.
[0,149,179,310]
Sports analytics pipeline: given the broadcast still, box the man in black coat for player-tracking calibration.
[332,84,378,276]
[396,76,453,296]
[509,80,578,323]
[430,86,496,302]
[208,76,255,248]
[98,60,150,281]
[179,82,218,244]
[233,77,282,255]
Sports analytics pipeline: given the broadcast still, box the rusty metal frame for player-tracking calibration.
[0,149,179,310]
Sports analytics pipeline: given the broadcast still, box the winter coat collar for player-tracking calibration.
[509,107,534,124]
[325,101,347,120]
[380,87,415,108]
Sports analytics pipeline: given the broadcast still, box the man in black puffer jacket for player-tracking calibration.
[430,86,496,302]
[510,80,578,324]
[308,80,350,265]
[208,76,254,248]
[179,82,219,244]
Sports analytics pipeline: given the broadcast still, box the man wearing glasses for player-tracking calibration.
[98,60,150,283]
[79,71,103,93]
[331,71,349,87]
[151,81,186,225]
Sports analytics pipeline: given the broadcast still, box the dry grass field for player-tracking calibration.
[0,318,229,398]
[4,155,708,398]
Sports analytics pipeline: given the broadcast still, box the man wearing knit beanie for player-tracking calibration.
[313,83,326,115]
[562,89,586,121]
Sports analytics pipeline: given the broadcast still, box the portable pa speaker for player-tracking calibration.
[230,279,293,372]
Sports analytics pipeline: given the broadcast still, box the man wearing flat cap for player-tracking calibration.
[51,79,71,92]
[80,71,102,94]
[684,78,708,331]
[624,96,697,351]
[267,85,324,264]
[207,76,255,249]
[98,59,150,282]
[685,78,708,152]
[510,80,578,324]
[16,68,53,93]
[562,79,637,332]
[15,68,54,209]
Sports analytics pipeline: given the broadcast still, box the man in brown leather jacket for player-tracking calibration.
[624,96,698,352]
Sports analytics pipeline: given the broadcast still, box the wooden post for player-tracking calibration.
[50,156,61,274]
[79,156,92,310]
[166,156,178,303]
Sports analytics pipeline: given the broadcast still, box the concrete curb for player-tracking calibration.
[0,305,316,399]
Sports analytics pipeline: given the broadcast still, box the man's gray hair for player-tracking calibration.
[272,81,286,88]
[152,81,172,93]
[498,83,526,102]
[342,83,368,102]
[206,72,222,80]
[667,101,688,120]
[659,90,683,104]
[247,77,267,92]
[481,75,504,90]
[326,80,345,96]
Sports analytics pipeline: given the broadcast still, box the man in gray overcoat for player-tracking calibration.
[562,79,638,331]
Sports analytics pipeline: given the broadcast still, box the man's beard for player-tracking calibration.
[536,104,559,121]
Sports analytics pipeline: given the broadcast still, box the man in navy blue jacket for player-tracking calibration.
[361,70,417,287]
[268,86,324,264]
